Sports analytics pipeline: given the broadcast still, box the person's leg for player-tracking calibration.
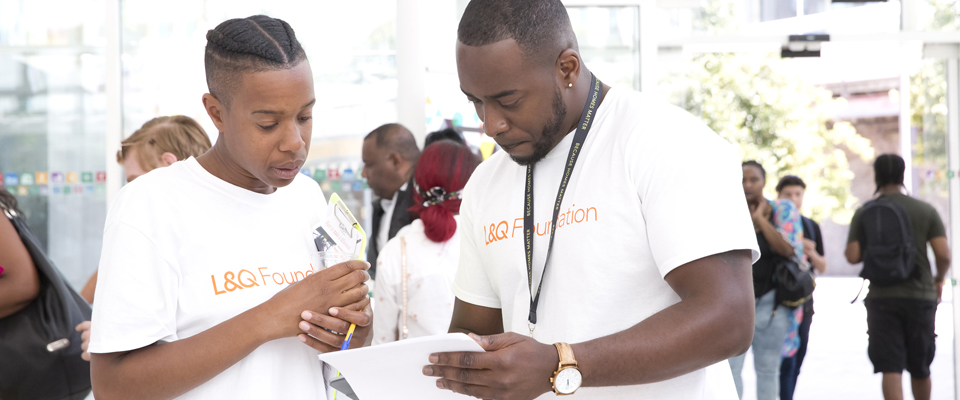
[752,291,790,400]
[866,299,908,400]
[779,353,797,400]
[728,353,746,399]
[881,373,904,400]
[911,377,932,400]
[729,295,763,400]
[794,306,813,376]
[780,306,810,400]
[905,300,938,400]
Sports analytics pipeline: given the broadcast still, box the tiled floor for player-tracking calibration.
[737,277,955,400]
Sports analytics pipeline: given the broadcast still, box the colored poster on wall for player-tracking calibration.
[20,173,34,185]
[4,173,18,186]
[66,172,79,184]
[35,172,49,185]
[81,172,93,183]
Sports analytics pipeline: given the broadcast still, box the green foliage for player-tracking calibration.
[911,0,957,198]
[660,52,874,223]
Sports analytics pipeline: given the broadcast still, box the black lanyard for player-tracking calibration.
[523,73,602,330]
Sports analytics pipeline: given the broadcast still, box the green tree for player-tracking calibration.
[660,52,874,223]
[910,0,958,198]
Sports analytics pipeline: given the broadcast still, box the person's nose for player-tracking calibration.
[279,120,306,154]
[481,105,509,138]
[361,166,368,179]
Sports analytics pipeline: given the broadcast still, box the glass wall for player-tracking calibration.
[0,0,108,290]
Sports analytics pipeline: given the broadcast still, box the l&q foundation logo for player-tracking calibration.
[483,204,598,245]
[211,265,314,295]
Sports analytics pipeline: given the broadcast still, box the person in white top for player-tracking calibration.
[373,140,481,344]
[423,1,760,399]
[88,15,372,400]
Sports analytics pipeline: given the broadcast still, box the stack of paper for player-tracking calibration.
[319,333,485,399]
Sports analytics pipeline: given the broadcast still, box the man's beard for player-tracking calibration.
[510,87,567,166]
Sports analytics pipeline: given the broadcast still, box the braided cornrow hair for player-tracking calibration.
[204,15,307,107]
[873,153,906,194]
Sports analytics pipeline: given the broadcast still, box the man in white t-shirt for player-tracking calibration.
[422,1,760,399]
[89,16,372,400]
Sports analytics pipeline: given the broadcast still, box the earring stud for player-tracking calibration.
[568,83,573,88]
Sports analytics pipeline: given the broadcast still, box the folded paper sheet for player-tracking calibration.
[318,333,485,399]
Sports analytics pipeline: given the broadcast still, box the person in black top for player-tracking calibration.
[776,175,825,400]
[361,123,421,278]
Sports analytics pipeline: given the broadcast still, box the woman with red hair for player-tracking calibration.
[372,140,480,344]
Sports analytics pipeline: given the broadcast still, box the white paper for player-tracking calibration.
[318,333,485,399]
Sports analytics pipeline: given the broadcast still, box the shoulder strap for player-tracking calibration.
[400,237,409,340]
[802,217,817,244]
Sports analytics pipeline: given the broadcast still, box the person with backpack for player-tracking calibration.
[845,154,951,400]
[776,175,825,400]
[730,161,805,400]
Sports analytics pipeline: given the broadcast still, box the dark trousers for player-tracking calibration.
[779,307,812,400]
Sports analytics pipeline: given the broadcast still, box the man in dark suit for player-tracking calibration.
[362,123,421,279]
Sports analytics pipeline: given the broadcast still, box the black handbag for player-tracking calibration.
[774,256,815,308]
[0,208,92,400]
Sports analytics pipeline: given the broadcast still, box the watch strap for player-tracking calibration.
[554,342,577,367]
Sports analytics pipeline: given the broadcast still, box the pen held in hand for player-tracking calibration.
[340,323,357,351]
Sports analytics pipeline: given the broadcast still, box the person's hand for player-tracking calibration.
[935,278,945,303]
[751,201,771,227]
[297,296,373,352]
[256,260,370,342]
[802,238,817,255]
[423,332,558,400]
[75,321,91,361]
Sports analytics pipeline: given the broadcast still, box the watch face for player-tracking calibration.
[555,368,582,394]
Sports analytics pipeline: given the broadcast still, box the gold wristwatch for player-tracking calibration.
[550,342,583,395]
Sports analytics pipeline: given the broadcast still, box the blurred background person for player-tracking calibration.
[1,187,92,399]
[846,154,951,400]
[730,160,804,400]
[372,140,479,344]
[362,123,421,279]
[776,174,825,400]
[423,127,465,148]
[79,115,212,304]
[75,115,211,362]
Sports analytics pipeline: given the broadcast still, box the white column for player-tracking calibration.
[105,0,123,208]
[946,57,960,400]
[638,0,657,93]
[900,72,914,192]
[901,0,918,32]
[396,0,427,144]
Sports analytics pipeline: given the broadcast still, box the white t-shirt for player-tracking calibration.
[377,183,407,252]
[453,88,760,399]
[90,157,333,399]
[372,217,460,345]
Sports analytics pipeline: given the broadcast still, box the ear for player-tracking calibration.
[202,93,226,133]
[388,151,404,169]
[556,49,582,88]
[159,152,178,167]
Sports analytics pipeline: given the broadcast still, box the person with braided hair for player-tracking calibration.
[88,15,371,400]
[846,154,951,400]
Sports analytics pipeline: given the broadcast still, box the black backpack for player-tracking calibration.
[857,198,917,286]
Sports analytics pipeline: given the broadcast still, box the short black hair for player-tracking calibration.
[365,123,421,163]
[742,160,766,180]
[874,153,906,193]
[776,175,806,193]
[204,15,307,107]
[458,0,577,67]
[424,128,465,148]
